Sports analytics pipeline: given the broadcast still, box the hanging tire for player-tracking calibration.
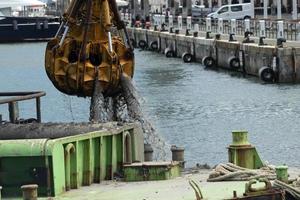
[228,56,240,70]
[164,48,174,58]
[130,38,136,48]
[259,66,275,83]
[202,56,215,68]
[138,40,148,49]
[182,52,193,63]
[150,41,158,51]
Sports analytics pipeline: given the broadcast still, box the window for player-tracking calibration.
[218,6,229,14]
[231,5,242,12]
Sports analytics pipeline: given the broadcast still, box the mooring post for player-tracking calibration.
[243,19,254,43]
[206,17,212,39]
[277,21,286,48]
[160,14,166,31]
[259,20,266,45]
[157,14,161,31]
[275,165,289,183]
[169,15,173,33]
[21,184,38,200]
[277,21,284,39]
[228,130,264,169]
[153,14,159,31]
[216,18,223,40]
[229,19,236,41]
[144,143,153,161]
[187,16,192,31]
[178,15,182,33]
[193,23,199,37]
[171,145,185,168]
[245,19,250,33]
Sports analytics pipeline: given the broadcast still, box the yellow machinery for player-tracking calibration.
[45,0,134,97]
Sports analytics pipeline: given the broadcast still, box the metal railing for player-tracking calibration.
[121,13,300,41]
[0,91,46,123]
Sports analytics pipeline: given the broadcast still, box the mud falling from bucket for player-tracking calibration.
[89,73,168,160]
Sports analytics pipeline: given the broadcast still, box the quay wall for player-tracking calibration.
[129,28,300,83]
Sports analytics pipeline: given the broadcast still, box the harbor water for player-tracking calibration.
[1,42,300,167]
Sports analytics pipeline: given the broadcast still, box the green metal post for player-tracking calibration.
[276,165,289,183]
[228,130,263,169]
[231,130,250,146]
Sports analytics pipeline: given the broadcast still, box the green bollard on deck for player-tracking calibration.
[231,130,250,146]
[275,165,289,183]
[228,130,264,169]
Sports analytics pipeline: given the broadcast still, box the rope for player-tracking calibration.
[207,163,276,182]
[274,180,300,199]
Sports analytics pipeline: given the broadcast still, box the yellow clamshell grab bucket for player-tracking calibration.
[45,0,134,97]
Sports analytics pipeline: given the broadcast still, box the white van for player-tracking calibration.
[207,3,254,20]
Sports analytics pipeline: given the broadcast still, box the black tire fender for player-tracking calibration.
[164,48,174,58]
[202,56,215,68]
[259,66,275,83]
[182,52,193,63]
[228,56,240,70]
[150,41,158,51]
[138,40,148,49]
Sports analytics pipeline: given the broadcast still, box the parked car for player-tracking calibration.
[207,3,254,20]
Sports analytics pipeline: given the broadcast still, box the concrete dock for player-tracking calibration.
[127,20,300,83]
